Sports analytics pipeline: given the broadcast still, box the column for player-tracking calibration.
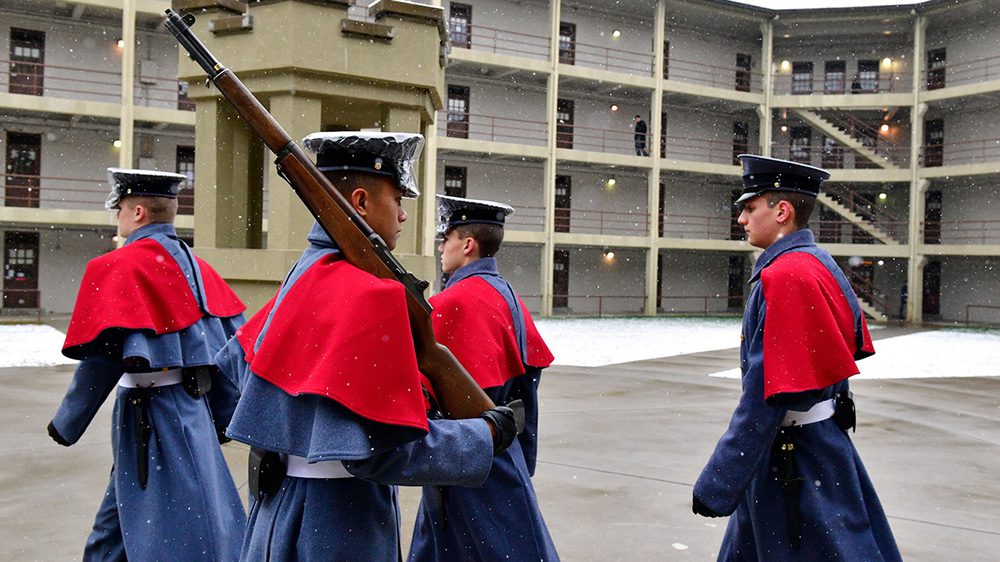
[541,0,562,317]
[119,0,136,168]
[758,19,774,156]
[266,95,322,251]
[645,0,666,315]
[907,15,928,324]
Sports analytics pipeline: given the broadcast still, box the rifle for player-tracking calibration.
[163,9,495,420]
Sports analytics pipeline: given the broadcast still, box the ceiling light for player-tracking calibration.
[116,39,125,49]
[878,192,888,200]
[880,124,890,133]
[112,139,123,148]
[610,104,619,112]
[780,125,788,132]
[611,29,621,39]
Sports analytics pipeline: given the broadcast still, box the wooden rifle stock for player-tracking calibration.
[164,9,495,419]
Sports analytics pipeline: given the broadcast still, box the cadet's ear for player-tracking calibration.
[777,200,795,227]
[462,236,477,256]
[350,187,368,215]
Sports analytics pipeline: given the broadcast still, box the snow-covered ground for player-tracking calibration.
[0,325,76,368]
[2,320,999,380]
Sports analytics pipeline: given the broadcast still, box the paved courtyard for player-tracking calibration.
[2,327,999,560]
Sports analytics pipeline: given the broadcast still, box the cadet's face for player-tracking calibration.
[438,229,468,275]
[737,195,782,249]
[362,178,408,250]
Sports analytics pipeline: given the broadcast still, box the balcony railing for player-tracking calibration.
[1,58,193,111]
[503,204,545,232]
[769,144,909,170]
[567,40,654,76]
[559,123,641,155]
[449,24,549,60]
[823,185,907,243]
[439,111,548,146]
[922,53,1000,90]
[814,217,909,245]
[920,137,1000,167]
[2,173,193,212]
[925,219,1000,245]
[664,57,765,93]
[662,134,745,165]
[554,207,648,236]
[657,294,744,314]
[659,213,735,240]
[552,293,646,316]
[772,72,911,95]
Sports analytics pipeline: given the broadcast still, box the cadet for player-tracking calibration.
[49,168,247,561]
[408,195,559,562]
[692,155,901,561]
[214,132,520,561]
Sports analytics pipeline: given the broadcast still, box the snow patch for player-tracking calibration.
[0,325,76,368]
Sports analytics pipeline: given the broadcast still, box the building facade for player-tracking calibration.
[2,0,998,326]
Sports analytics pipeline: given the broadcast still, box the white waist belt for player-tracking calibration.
[284,455,354,479]
[782,398,835,427]
[118,369,183,388]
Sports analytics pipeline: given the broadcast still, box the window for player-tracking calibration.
[446,85,470,139]
[927,48,946,90]
[791,61,813,94]
[9,28,45,96]
[735,53,752,92]
[857,60,879,93]
[789,127,811,164]
[559,22,576,65]
[448,3,472,49]
[176,146,195,215]
[824,60,846,94]
[444,166,467,198]
[821,136,843,169]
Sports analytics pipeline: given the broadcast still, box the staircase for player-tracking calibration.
[847,270,890,322]
[791,109,901,170]
[815,192,900,245]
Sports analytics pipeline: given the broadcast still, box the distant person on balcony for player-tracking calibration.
[408,195,558,562]
[851,73,862,94]
[634,114,649,156]
[48,168,248,561]
[692,155,901,561]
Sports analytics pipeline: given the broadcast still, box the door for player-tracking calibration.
[9,29,45,96]
[858,60,879,93]
[732,121,749,165]
[922,260,941,316]
[176,146,195,215]
[656,253,664,310]
[448,3,472,49]
[556,99,574,149]
[824,60,846,94]
[3,231,40,308]
[555,174,571,232]
[657,182,665,237]
[924,190,942,244]
[792,61,813,94]
[660,111,668,158]
[552,249,569,308]
[735,53,752,92]
[727,255,745,309]
[662,40,670,80]
[446,85,470,139]
[927,48,946,90]
[444,166,467,198]
[730,190,744,240]
[559,22,576,65]
[924,118,944,167]
[5,132,41,208]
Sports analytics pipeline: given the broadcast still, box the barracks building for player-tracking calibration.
[1,0,998,326]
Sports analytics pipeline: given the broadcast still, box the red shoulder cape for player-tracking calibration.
[761,252,875,399]
[430,276,553,390]
[63,238,245,351]
[237,256,429,431]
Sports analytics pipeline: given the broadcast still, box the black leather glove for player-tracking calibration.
[692,495,723,518]
[47,421,71,447]
[480,399,525,455]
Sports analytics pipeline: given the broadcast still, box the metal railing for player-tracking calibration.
[664,56,765,93]
[769,144,909,170]
[662,134,743,165]
[552,293,646,316]
[1,58,192,110]
[657,294,744,315]
[501,204,545,232]
[2,173,193,211]
[659,213,735,240]
[439,111,548,146]
[822,185,906,242]
[772,71,911,95]
[560,123,641,155]
[566,40,654,76]
[554,206,649,236]
[847,269,891,316]
[924,219,1000,245]
[920,138,1000,167]
[964,304,1000,326]
[922,53,1000,90]
[814,217,909,245]
[449,24,550,60]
